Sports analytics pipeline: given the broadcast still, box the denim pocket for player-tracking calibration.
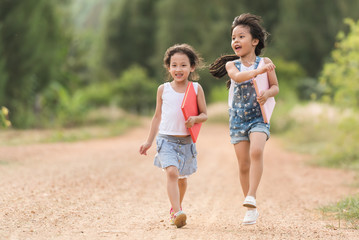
[190,143,198,158]
[156,138,164,152]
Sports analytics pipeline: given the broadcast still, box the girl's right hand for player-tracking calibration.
[139,142,151,155]
[258,62,276,75]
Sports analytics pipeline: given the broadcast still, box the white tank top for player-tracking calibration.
[159,82,199,135]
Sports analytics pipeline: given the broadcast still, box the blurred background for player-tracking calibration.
[1,0,359,224]
[1,0,359,151]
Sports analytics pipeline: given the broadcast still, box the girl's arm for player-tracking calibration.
[257,57,279,105]
[139,85,163,155]
[185,84,208,128]
[225,59,276,84]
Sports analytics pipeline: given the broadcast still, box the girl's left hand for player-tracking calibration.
[185,117,196,128]
[257,91,269,105]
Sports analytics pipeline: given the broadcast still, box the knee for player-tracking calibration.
[166,166,179,180]
[178,178,187,188]
[250,147,263,161]
[238,160,250,174]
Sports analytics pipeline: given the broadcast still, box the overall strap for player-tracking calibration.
[233,60,241,71]
[254,56,261,69]
[233,56,261,71]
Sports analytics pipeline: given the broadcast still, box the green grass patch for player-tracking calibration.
[0,160,9,165]
[274,101,359,225]
[0,108,141,145]
[44,118,139,143]
[320,195,359,229]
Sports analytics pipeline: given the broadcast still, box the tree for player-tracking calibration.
[272,0,359,77]
[0,0,71,128]
[103,0,157,77]
[320,18,359,108]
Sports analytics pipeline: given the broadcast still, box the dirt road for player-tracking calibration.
[0,120,358,239]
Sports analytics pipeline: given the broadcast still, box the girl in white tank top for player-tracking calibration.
[139,44,207,228]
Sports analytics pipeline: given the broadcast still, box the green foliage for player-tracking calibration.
[318,114,359,169]
[0,106,11,128]
[305,19,359,171]
[320,18,359,109]
[0,36,7,104]
[79,83,115,107]
[103,0,157,77]
[209,85,228,103]
[35,65,156,127]
[276,101,359,171]
[116,65,157,114]
[69,0,115,87]
[3,0,359,129]
[271,58,306,101]
[271,0,359,77]
[0,111,140,145]
[41,82,89,127]
[0,0,71,128]
[269,99,297,134]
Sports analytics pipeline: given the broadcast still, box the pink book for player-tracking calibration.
[252,60,276,123]
[181,82,202,143]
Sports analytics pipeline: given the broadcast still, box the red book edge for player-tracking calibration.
[181,82,202,143]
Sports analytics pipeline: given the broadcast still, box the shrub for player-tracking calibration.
[320,18,359,109]
[0,106,11,128]
[115,65,157,114]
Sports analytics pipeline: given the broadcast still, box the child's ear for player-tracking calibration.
[252,38,259,46]
[190,66,195,72]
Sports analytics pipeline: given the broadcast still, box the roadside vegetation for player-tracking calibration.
[271,19,359,228]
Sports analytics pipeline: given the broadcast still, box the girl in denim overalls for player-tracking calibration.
[210,13,279,225]
[140,44,208,228]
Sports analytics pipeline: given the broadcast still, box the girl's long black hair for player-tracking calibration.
[209,13,268,88]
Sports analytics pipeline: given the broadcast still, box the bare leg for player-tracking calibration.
[166,166,181,213]
[247,132,267,198]
[233,141,251,197]
[178,178,187,207]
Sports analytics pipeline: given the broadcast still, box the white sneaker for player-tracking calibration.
[243,196,256,208]
[242,208,259,225]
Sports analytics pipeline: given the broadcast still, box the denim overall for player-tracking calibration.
[228,56,270,144]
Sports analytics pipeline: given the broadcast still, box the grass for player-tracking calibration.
[0,108,141,146]
[320,195,359,229]
[274,101,359,227]
[0,160,9,165]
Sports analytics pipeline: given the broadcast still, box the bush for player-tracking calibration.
[318,114,359,169]
[41,82,89,127]
[0,106,11,128]
[272,57,306,101]
[320,18,359,109]
[209,85,228,103]
[115,65,157,114]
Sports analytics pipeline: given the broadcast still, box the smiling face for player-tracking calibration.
[168,53,194,83]
[231,25,259,58]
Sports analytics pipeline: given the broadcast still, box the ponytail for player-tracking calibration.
[209,54,239,89]
[209,54,239,78]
